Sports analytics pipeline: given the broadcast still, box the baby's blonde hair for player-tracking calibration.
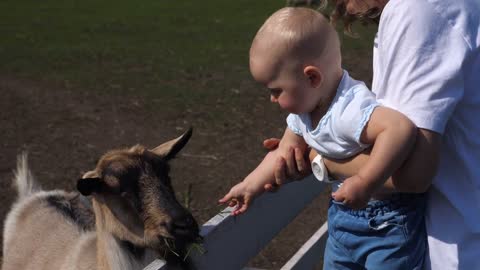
[251,7,340,66]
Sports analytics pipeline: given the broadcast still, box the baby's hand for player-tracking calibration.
[331,175,372,210]
[218,181,262,216]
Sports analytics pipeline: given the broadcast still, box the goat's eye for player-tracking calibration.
[119,191,141,210]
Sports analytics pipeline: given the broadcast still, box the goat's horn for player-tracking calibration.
[82,170,100,179]
[150,127,193,160]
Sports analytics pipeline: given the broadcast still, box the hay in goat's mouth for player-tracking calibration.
[163,236,205,261]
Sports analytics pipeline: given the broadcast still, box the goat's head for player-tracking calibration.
[77,128,199,260]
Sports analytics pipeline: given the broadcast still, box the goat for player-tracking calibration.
[2,129,199,270]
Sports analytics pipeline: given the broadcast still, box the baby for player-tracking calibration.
[220,7,427,269]
[219,6,416,213]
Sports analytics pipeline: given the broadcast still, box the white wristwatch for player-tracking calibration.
[311,155,336,183]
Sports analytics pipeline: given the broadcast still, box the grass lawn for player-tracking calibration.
[0,0,375,101]
[1,1,281,99]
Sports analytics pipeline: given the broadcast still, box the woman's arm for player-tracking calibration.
[324,128,441,193]
[330,106,417,208]
[266,127,440,194]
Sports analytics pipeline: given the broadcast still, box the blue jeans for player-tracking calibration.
[324,193,427,270]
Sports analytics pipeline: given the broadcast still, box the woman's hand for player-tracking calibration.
[263,138,312,191]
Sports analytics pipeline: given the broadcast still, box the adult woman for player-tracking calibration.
[268,0,480,269]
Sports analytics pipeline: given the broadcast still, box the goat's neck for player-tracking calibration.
[93,199,153,270]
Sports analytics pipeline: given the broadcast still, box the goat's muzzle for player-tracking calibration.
[170,213,199,241]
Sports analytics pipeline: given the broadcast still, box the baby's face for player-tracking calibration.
[265,72,314,115]
[250,55,321,114]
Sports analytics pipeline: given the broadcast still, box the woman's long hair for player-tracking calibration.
[318,0,383,34]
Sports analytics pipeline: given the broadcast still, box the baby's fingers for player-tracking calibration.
[232,200,244,216]
[232,197,252,216]
[218,192,234,204]
[228,199,238,207]
[332,188,346,203]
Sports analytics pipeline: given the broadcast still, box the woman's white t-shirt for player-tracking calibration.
[373,0,480,267]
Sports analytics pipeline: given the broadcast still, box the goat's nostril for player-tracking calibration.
[186,216,195,226]
[172,212,195,226]
[170,215,198,237]
[173,216,192,229]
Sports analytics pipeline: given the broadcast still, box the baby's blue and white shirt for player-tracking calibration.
[286,70,380,160]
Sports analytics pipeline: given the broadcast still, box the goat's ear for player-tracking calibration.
[77,177,103,196]
[150,127,192,160]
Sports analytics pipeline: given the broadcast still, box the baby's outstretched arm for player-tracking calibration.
[332,107,417,209]
[219,128,307,215]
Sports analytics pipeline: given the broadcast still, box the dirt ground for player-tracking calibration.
[0,45,372,269]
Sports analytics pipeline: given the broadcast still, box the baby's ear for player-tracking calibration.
[77,177,103,196]
[303,66,323,88]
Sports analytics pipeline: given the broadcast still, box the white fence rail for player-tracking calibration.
[145,175,329,270]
